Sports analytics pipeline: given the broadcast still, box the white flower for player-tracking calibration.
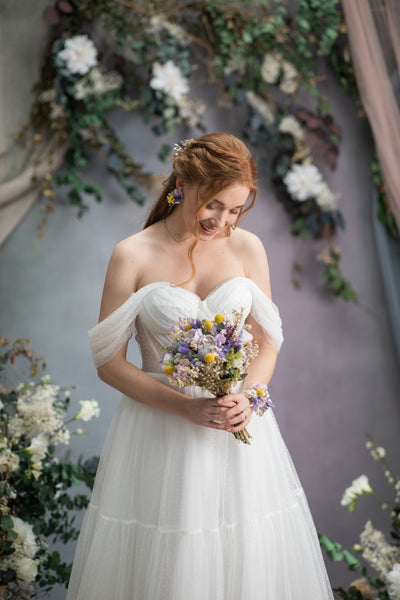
[260,53,281,84]
[245,91,275,125]
[387,563,400,599]
[9,381,66,442]
[150,60,190,102]
[283,163,325,201]
[58,34,98,75]
[12,518,38,559]
[15,557,38,585]
[148,15,190,47]
[279,61,300,94]
[75,399,100,422]
[0,448,20,472]
[278,116,304,141]
[0,399,4,410]
[341,474,373,508]
[315,182,339,211]
[27,433,49,477]
[73,67,123,100]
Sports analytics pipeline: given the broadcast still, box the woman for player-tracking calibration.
[66,133,333,599]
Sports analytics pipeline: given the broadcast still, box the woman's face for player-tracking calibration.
[178,180,250,239]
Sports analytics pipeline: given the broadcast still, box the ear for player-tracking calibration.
[175,176,185,190]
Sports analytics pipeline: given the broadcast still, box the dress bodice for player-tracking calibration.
[89,277,284,370]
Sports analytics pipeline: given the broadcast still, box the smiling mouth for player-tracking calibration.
[200,223,218,235]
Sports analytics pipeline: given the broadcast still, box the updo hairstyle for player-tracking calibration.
[144,132,258,229]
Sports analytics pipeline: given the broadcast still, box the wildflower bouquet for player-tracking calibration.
[161,310,271,444]
[319,437,400,600]
[0,338,100,597]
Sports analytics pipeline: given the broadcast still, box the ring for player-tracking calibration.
[213,418,222,424]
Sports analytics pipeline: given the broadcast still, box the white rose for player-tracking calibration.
[283,163,325,201]
[58,34,98,75]
[150,60,190,102]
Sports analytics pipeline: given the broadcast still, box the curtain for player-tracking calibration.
[342,0,400,231]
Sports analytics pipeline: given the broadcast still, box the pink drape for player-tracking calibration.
[342,0,400,231]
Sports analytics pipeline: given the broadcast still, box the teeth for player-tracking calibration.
[202,224,217,233]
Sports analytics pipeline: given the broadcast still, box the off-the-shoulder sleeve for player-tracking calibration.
[88,285,153,368]
[246,279,284,352]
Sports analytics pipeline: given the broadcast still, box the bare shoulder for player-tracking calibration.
[98,224,163,321]
[232,228,272,298]
[111,224,163,281]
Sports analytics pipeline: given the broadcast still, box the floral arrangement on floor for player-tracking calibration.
[14,0,361,300]
[319,437,400,599]
[0,338,100,598]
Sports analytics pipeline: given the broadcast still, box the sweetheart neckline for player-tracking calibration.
[133,276,250,302]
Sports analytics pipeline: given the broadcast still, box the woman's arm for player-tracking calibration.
[218,232,279,432]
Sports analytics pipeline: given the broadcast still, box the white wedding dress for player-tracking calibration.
[66,277,333,600]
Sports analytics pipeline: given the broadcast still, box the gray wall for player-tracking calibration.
[1,4,400,598]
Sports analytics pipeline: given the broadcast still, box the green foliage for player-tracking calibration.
[17,0,362,300]
[322,251,358,302]
[372,149,399,239]
[0,339,99,592]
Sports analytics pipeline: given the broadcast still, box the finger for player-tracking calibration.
[226,412,252,433]
[223,405,248,422]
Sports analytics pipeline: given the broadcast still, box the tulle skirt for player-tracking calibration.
[66,375,333,599]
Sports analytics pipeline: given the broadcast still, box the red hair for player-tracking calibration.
[144,132,258,282]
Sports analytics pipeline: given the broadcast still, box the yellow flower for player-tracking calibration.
[214,314,224,324]
[204,353,215,363]
[256,389,265,396]
[184,325,192,331]
[164,365,174,375]
[203,320,213,331]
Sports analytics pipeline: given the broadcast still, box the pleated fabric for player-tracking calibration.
[67,278,333,599]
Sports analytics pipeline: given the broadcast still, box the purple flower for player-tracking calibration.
[178,342,190,355]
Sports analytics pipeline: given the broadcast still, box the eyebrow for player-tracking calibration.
[211,199,245,209]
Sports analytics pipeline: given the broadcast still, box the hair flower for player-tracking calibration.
[172,138,194,157]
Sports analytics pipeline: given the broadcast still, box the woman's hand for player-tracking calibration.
[218,392,252,433]
[182,393,252,433]
[182,396,236,430]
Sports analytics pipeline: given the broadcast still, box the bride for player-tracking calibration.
[66,132,333,599]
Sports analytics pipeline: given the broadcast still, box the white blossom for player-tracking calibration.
[0,448,20,472]
[245,91,275,125]
[150,60,190,102]
[11,518,38,559]
[278,116,304,141]
[387,563,400,600]
[148,15,190,47]
[9,382,64,441]
[75,399,100,422]
[15,557,38,585]
[279,61,300,94]
[315,183,339,211]
[58,34,98,75]
[260,53,281,84]
[74,67,123,100]
[27,433,49,477]
[283,163,324,201]
[341,474,373,508]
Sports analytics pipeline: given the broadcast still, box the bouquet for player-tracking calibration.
[161,309,273,444]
